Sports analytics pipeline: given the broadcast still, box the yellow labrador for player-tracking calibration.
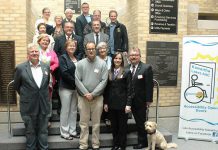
[144,121,177,150]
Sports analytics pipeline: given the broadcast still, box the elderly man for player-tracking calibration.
[54,21,84,60]
[75,42,108,150]
[129,48,154,149]
[62,8,76,29]
[75,2,92,37]
[83,20,109,53]
[14,44,51,150]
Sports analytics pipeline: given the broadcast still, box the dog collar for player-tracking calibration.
[147,129,156,135]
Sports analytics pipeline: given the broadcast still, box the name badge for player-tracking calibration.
[120,74,123,78]
[45,71,48,75]
[138,75,143,79]
[94,69,99,73]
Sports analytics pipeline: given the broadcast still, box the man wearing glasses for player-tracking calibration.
[75,42,108,150]
[75,2,92,38]
[129,48,154,149]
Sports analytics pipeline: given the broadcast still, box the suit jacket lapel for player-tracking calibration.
[133,62,142,80]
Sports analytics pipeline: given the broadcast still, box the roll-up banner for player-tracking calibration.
[179,36,218,142]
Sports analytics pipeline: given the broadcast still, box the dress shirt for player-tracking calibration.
[113,68,120,80]
[109,24,116,54]
[85,15,92,23]
[30,61,43,88]
[65,34,71,40]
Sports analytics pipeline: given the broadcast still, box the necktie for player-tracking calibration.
[113,69,119,80]
[132,65,136,78]
[96,33,99,46]
[67,36,71,41]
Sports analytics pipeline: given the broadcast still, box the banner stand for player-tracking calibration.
[179,35,218,142]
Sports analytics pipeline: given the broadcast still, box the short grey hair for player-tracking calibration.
[65,8,73,14]
[129,47,141,56]
[27,43,37,54]
[96,42,108,51]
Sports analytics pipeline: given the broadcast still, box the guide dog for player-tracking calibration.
[144,121,178,150]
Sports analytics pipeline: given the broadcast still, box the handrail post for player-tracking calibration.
[7,80,14,138]
[153,79,160,124]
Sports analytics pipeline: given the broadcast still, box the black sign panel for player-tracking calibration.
[146,41,179,86]
[0,41,16,104]
[64,0,81,14]
[150,0,178,34]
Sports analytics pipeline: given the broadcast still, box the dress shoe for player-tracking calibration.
[111,146,119,150]
[133,144,146,149]
[70,133,80,138]
[116,147,126,150]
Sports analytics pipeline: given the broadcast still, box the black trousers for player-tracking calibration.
[109,108,128,148]
[21,114,49,150]
[132,106,148,146]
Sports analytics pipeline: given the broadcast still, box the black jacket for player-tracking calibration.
[104,67,133,110]
[75,14,93,38]
[59,53,76,90]
[54,34,84,60]
[131,62,154,108]
[106,21,128,53]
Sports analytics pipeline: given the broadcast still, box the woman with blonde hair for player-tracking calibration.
[59,40,79,140]
[37,33,59,127]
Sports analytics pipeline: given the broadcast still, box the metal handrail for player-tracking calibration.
[153,79,160,124]
[7,80,14,138]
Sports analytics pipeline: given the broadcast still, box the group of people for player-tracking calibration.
[13,2,154,150]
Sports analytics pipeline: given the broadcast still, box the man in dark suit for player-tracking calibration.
[75,2,92,38]
[83,20,109,54]
[14,43,51,150]
[54,21,84,60]
[129,47,154,149]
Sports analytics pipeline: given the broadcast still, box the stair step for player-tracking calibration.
[52,99,59,110]
[0,131,172,150]
[0,132,137,149]
[12,119,137,136]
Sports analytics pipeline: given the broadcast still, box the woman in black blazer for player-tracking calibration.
[59,40,79,140]
[104,52,133,150]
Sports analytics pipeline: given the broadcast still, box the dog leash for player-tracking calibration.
[146,105,149,121]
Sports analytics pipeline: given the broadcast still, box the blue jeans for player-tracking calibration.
[21,114,48,150]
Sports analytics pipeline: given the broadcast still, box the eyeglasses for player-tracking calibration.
[44,11,50,14]
[129,54,140,56]
[86,48,95,51]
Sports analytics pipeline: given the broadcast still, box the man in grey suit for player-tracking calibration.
[14,43,51,150]
[84,20,109,54]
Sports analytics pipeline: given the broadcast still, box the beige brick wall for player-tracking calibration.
[0,0,28,111]
[187,0,218,35]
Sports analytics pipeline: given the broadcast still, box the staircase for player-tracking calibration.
[0,98,173,150]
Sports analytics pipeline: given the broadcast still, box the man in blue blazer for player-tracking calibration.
[75,2,92,38]
[14,44,51,150]
[129,47,154,149]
